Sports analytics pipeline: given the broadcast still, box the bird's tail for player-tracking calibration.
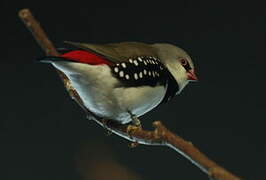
[37,47,77,63]
[37,56,75,63]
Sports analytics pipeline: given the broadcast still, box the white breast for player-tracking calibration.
[52,62,166,124]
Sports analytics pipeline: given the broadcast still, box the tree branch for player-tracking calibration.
[18,9,242,180]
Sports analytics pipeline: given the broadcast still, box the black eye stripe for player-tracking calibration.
[184,64,192,71]
[179,58,192,71]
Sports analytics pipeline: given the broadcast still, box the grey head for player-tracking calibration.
[152,43,197,92]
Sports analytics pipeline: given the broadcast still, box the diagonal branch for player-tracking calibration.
[18,9,242,180]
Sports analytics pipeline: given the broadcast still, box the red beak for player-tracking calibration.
[187,69,198,81]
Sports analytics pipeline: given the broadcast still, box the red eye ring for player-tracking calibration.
[180,58,187,66]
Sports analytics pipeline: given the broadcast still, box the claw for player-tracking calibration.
[126,125,141,147]
[126,124,142,135]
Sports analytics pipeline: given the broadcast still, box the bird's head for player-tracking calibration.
[152,43,198,92]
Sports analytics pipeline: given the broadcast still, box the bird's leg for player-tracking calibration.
[129,112,142,127]
[126,112,142,145]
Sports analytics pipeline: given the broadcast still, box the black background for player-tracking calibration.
[2,1,266,180]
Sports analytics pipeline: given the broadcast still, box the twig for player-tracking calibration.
[18,9,242,180]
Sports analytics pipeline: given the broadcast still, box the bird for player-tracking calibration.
[39,41,197,126]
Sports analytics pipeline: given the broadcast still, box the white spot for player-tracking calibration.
[143,69,147,75]
[139,72,143,78]
[156,72,160,76]
[119,71,124,77]
[129,59,133,63]
[122,63,126,68]
[134,60,138,66]
[116,63,120,66]
[144,61,147,65]
[114,67,119,73]
[152,71,156,77]
[148,71,151,76]
[125,74,130,79]
[134,73,138,80]
[160,66,163,70]
[138,57,143,62]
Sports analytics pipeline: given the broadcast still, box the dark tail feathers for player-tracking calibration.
[36,56,71,63]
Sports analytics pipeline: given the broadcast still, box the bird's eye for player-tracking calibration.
[180,58,188,66]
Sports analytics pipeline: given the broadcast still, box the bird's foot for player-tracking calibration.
[130,114,142,128]
[126,125,141,148]
[126,113,142,135]
[126,124,142,136]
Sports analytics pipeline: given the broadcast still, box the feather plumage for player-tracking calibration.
[64,41,158,63]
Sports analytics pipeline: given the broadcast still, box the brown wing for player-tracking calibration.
[64,41,158,64]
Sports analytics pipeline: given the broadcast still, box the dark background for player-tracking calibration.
[2,1,266,180]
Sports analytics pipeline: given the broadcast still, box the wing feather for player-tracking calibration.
[64,41,158,63]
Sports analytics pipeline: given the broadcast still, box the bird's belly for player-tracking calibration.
[53,62,166,124]
[113,86,166,120]
[76,85,165,124]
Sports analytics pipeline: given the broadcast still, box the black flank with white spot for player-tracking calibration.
[111,56,179,103]
[111,56,165,87]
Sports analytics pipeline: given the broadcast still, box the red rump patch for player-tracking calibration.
[60,50,113,65]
